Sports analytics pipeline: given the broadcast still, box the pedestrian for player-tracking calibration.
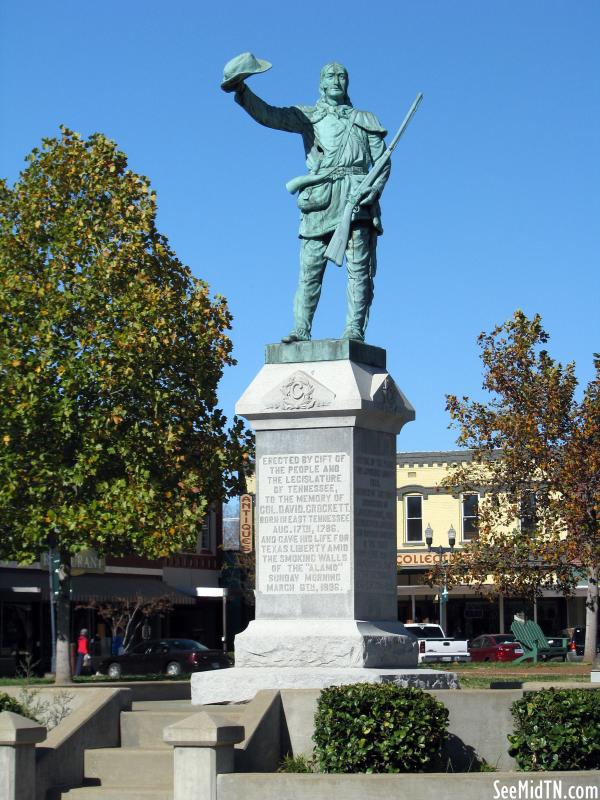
[75,628,89,676]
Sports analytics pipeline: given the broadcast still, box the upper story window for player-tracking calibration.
[198,509,216,554]
[520,490,537,532]
[461,494,479,541]
[405,495,423,543]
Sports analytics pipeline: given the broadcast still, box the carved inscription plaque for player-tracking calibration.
[354,450,397,593]
[258,452,351,594]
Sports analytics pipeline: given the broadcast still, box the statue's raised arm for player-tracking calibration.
[221,53,421,344]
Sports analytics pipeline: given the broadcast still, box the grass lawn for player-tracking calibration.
[0,673,190,686]
[1,661,593,689]
[437,660,593,688]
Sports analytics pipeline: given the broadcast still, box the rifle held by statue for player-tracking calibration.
[324,92,423,267]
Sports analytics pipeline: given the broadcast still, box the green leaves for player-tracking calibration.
[509,689,600,770]
[0,692,36,719]
[312,683,449,773]
[0,127,253,563]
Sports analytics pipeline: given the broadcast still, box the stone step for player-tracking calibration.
[48,788,172,800]
[120,711,191,748]
[84,748,173,787]
[121,706,244,747]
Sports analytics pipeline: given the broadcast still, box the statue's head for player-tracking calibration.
[319,62,351,106]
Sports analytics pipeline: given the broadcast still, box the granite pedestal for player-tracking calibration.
[192,341,456,704]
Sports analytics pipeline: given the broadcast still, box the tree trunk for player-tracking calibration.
[583,565,598,663]
[54,553,73,684]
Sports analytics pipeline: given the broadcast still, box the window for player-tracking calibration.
[198,509,216,553]
[131,642,152,655]
[405,495,423,543]
[461,494,479,541]
[520,491,537,532]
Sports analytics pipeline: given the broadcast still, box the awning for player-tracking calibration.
[0,570,49,598]
[71,574,196,605]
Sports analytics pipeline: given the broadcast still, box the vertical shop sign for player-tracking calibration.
[240,494,254,553]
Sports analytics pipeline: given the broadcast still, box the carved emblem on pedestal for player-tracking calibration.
[263,370,335,411]
[375,376,403,414]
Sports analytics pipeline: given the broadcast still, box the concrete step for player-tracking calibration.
[120,711,191,748]
[48,788,172,800]
[84,748,173,788]
[121,706,244,747]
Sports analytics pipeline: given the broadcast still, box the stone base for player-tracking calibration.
[234,620,418,668]
[192,666,460,704]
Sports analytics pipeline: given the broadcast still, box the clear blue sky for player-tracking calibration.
[1,1,598,451]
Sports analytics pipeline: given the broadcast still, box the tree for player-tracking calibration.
[441,311,599,661]
[222,548,256,609]
[78,594,174,653]
[0,128,253,682]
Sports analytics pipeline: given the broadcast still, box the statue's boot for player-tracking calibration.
[281,331,311,344]
[341,328,364,341]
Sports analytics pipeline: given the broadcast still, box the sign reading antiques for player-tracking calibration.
[239,494,254,553]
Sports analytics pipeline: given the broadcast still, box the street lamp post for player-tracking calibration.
[425,523,456,633]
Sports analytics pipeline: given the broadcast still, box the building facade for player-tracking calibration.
[395,450,589,638]
[0,509,225,676]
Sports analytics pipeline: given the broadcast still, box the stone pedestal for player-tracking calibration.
[0,711,46,800]
[192,341,455,703]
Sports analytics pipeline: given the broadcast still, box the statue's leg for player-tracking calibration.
[282,237,327,343]
[342,223,377,341]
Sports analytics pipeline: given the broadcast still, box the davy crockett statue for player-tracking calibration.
[221,53,421,343]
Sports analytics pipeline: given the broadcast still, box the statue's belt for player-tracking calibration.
[327,165,369,180]
[286,165,368,195]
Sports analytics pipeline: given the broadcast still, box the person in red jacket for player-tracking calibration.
[75,628,89,676]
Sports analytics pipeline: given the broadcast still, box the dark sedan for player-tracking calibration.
[98,638,230,678]
[469,634,524,662]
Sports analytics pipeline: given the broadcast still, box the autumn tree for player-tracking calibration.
[0,128,252,682]
[441,312,599,661]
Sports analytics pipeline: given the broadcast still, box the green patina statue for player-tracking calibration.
[221,53,415,344]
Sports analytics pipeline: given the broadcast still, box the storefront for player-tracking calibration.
[0,566,202,674]
[397,551,583,638]
[0,571,48,676]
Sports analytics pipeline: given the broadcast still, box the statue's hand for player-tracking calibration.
[358,188,379,207]
[222,79,245,95]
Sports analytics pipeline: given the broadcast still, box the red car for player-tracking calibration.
[469,634,524,662]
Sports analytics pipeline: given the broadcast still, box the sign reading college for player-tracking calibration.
[397,551,456,568]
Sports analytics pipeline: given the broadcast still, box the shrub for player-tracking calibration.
[0,691,34,718]
[17,687,73,731]
[278,754,318,773]
[509,688,600,770]
[313,683,449,773]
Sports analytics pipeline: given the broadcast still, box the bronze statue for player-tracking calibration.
[221,53,421,344]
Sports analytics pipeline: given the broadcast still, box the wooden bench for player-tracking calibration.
[510,619,568,664]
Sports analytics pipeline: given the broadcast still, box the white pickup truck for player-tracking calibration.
[404,623,471,664]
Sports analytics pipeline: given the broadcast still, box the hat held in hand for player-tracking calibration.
[221,52,272,92]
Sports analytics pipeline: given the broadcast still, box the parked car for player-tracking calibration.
[98,638,231,678]
[554,627,586,662]
[469,634,524,662]
[404,623,470,663]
